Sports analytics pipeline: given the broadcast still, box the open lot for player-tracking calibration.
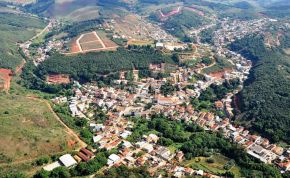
[0,94,81,165]
[68,31,118,54]
[182,154,241,177]
[46,74,70,84]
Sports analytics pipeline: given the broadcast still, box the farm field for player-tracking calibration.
[68,31,118,54]
[0,93,81,174]
[182,154,241,177]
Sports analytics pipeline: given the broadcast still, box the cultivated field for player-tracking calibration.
[68,31,118,54]
[0,94,80,164]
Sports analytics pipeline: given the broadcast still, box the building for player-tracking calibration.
[59,154,77,168]
[107,154,121,166]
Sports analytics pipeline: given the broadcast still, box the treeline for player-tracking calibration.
[229,33,290,143]
[46,19,103,40]
[129,115,282,177]
[23,0,54,15]
[97,166,151,178]
[20,61,72,93]
[36,47,176,82]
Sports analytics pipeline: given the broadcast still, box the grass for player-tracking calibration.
[31,29,49,46]
[127,39,154,46]
[0,77,80,176]
[0,13,46,70]
[202,57,233,74]
[182,154,241,177]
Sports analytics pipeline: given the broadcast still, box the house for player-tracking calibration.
[273,146,284,156]
[80,148,94,158]
[156,146,173,161]
[77,152,90,162]
[120,130,132,139]
[176,151,184,162]
[214,101,223,109]
[147,134,159,143]
[59,154,77,168]
[143,143,154,153]
[278,161,290,171]
[122,141,133,148]
[93,135,103,143]
[107,154,121,166]
[195,170,204,176]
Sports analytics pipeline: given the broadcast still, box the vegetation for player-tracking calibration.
[0,12,46,70]
[35,47,176,83]
[33,167,70,178]
[150,9,208,41]
[128,115,282,177]
[229,33,290,144]
[200,27,215,44]
[23,0,54,15]
[46,19,103,40]
[70,151,107,176]
[97,165,151,178]
[160,82,177,96]
[202,56,233,74]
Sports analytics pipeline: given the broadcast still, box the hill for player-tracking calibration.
[229,31,290,144]
[0,12,46,70]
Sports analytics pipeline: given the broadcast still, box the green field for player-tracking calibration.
[0,94,78,161]
[0,12,46,70]
[182,154,241,177]
[0,87,80,176]
[202,57,233,74]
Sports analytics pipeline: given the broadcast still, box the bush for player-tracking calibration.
[34,156,50,166]
[206,158,215,163]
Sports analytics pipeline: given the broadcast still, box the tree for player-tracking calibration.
[50,167,70,178]
[33,170,50,178]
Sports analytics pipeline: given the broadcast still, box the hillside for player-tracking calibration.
[0,12,46,70]
[229,32,290,144]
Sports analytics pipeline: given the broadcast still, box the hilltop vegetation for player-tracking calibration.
[150,8,208,41]
[0,12,46,70]
[229,33,290,144]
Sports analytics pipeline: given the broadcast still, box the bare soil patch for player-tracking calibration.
[208,68,232,79]
[0,68,12,93]
[47,74,70,84]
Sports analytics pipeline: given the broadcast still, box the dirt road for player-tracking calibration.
[27,96,87,148]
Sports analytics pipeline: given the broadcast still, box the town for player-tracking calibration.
[19,9,290,178]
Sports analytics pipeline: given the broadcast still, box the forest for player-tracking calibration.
[229,33,290,144]
[36,47,175,82]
